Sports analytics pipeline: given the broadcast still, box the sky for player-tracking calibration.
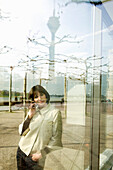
[0,0,92,67]
[0,0,113,92]
[0,0,53,65]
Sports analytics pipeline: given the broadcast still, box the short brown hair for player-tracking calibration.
[28,85,50,104]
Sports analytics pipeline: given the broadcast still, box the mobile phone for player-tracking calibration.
[32,103,36,108]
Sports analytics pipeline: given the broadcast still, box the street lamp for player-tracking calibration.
[64,60,68,118]
[9,66,13,112]
[23,72,27,118]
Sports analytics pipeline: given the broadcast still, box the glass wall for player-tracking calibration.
[99,1,113,170]
[0,0,113,170]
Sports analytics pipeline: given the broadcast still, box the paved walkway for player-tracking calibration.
[6,102,113,169]
[0,102,90,170]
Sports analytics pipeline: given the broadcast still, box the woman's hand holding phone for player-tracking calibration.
[28,103,36,119]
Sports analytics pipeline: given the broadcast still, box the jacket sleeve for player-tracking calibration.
[41,110,63,157]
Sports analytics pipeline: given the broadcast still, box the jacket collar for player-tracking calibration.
[36,103,51,115]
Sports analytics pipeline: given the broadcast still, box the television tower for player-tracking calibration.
[47,1,60,78]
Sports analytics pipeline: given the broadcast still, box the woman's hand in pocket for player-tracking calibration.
[31,153,42,162]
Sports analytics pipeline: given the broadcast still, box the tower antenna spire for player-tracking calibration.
[53,0,56,16]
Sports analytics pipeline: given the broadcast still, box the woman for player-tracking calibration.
[16,85,62,170]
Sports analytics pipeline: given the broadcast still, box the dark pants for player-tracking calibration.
[16,147,44,170]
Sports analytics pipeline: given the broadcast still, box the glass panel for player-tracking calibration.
[99,1,113,169]
[0,0,102,170]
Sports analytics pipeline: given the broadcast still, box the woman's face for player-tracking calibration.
[34,91,47,108]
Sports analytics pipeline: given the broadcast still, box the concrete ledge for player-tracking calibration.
[86,149,113,170]
[100,149,113,170]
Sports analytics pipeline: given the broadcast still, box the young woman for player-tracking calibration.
[16,85,62,170]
